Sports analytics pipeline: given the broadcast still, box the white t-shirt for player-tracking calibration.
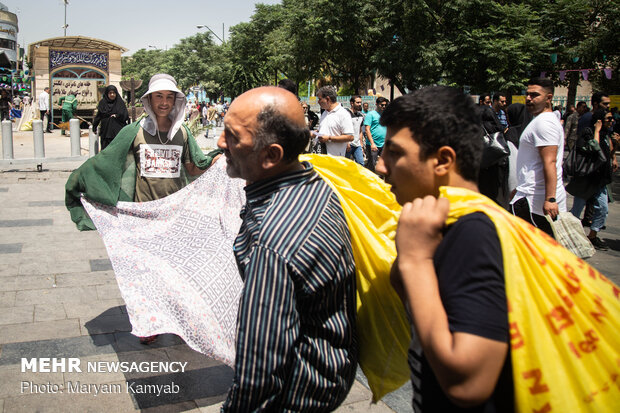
[38,91,49,111]
[512,111,566,215]
[317,104,355,156]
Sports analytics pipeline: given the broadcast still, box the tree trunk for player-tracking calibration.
[566,72,579,108]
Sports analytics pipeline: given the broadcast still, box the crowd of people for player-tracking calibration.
[64,73,619,412]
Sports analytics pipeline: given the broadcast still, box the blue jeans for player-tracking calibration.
[570,186,608,232]
[345,145,364,165]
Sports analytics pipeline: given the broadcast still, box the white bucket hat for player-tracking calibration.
[142,73,182,97]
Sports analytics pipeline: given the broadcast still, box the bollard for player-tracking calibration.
[2,119,13,159]
[33,119,45,159]
[88,125,99,157]
[70,118,81,157]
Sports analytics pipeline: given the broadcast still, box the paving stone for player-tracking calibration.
[27,200,65,207]
[0,276,16,292]
[0,187,8,192]
[142,400,199,413]
[0,263,18,278]
[0,305,34,326]
[55,271,116,288]
[0,243,22,254]
[0,335,116,366]
[17,262,51,276]
[96,283,123,300]
[45,260,93,275]
[89,259,113,272]
[0,291,16,307]
[81,313,132,336]
[198,399,226,413]
[15,286,99,306]
[63,300,124,319]
[0,364,64,398]
[0,219,53,227]
[335,400,395,412]
[34,304,67,322]
[0,319,82,345]
[13,275,56,290]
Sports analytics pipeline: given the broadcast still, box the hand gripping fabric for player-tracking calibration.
[300,154,411,401]
[442,186,620,413]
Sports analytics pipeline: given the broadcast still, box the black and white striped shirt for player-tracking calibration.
[223,162,358,412]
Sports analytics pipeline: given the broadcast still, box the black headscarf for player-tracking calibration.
[93,85,129,145]
[97,85,126,116]
[504,103,532,148]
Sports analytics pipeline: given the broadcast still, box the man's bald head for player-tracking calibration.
[229,86,309,161]
[232,86,306,129]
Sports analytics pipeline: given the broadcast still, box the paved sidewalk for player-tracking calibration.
[0,127,398,413]
[1,127,618,413]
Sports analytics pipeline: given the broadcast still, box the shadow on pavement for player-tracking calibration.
[84,307,233,412]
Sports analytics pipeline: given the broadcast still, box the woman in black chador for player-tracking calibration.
[93,85,129,150]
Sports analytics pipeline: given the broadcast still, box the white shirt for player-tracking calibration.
[512,111,566,215]
[38,91,50,111]
[317,104,354,156]
[348,109,365,147]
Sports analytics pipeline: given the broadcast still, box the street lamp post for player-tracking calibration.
[63,0,69,36]
[196,24,224,44]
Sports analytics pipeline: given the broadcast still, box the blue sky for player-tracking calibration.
[3,0,280,55]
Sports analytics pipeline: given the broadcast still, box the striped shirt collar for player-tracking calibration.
[244,161,315,202]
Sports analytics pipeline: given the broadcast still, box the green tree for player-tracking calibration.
[537,0,620,104]
[121,49,171,98]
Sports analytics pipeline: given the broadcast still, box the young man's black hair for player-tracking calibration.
[380,87,483,182]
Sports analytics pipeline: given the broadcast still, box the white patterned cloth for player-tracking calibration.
[82,158,246,365]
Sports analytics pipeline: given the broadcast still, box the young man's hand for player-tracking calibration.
[396,196,449,266]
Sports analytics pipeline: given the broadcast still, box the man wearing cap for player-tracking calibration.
[66,73,222,228]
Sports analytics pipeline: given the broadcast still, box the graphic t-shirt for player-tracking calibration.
[133,128,190,202]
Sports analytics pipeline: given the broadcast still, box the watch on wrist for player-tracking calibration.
[547,197,556,203]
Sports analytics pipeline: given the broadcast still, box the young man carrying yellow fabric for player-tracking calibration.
[376,86,620,413]
[377,87,513,412]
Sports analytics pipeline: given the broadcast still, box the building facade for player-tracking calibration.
[28,36,127,124]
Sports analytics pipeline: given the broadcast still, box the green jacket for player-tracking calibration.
[65,120,222,231]
[59,95,78,112]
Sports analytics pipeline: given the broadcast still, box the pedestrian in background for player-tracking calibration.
[38,87,52,132]
[93,85,129,150]
[58,93,78,135]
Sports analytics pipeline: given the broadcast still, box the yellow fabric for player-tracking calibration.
[302,154,620,410]
[300,154,411,401]
[442,186,620,413]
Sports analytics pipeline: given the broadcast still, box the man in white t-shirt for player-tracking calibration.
[315,86,354,156]
[510,77,566,238]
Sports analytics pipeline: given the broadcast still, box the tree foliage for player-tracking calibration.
[122,0,618,100]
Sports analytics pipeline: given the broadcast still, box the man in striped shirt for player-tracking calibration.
[217,86,358,411]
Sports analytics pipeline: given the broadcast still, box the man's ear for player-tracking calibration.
[434,146,456,176]
[261,143,285,170]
